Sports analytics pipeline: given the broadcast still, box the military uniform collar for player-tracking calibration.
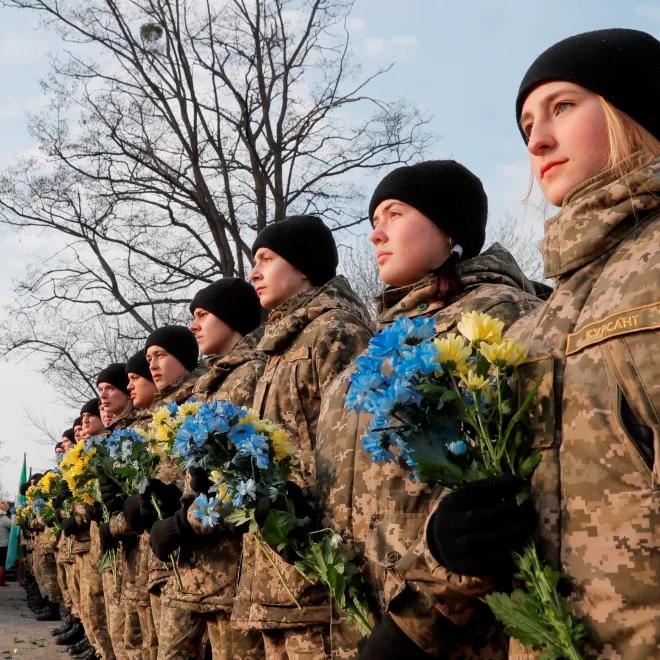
[258,276,364,353]
[378,275,443,324]
[542,153,660,280]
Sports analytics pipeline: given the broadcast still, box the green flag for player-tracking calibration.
[5,453,27,570]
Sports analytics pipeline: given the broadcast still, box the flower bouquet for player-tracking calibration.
[86,428,160,579]
[26,471,67,534]
[163,399,372,635]
[346,312,585,659]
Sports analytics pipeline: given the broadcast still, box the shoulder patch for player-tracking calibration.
[284,347,312,362]
[566,301,660,355]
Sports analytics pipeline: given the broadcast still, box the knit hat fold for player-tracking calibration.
[125,349,154,382]
[189,278,262,336]
[516,28,660,141]
[96,363,129,394]
[252,215,338,286]
[145,325,199,372]
[368,160,488,259]
[80,398,101,418]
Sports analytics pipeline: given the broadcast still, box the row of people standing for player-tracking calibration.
[20,27,660,659]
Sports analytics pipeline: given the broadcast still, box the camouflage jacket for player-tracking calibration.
[505,155,659,659]
[106,370,201,595]
[231,275,374,630]
[315,244,540,656]
[159,332,266,613]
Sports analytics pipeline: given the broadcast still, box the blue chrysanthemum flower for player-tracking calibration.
[166,401,179,415]
[191,493,222,528]
[232,478,257,507]
[448,440,468,456]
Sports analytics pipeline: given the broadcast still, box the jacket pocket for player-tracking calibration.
[517,355,557,450]
[251,538,324,606]
[365,512,427,573]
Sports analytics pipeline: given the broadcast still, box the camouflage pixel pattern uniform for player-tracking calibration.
[504,155,659,659]
[315,244,540,657]
[71,502,115,659]
[157,331,266,659]
[230,276,373,659]
[32,523,61,604]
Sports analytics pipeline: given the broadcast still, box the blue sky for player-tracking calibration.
[0,1,657,493]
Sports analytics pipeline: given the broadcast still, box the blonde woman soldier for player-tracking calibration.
[426,28,660,659]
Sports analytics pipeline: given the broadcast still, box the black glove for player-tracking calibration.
[89,501,104,523]
[189,468,212,495]
[358,614,432,659]
[99,475,124,514]
[142,478,182,518]
[149,507,191,561]
[123,494,156,533]
[427,475,537,576]
[98,522,117,554]
[61,517,79,537]
[53,482,72,509]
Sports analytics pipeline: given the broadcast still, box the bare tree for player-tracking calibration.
[486,212,545,282]
[339,239,381,318]
[23,405,61,445]
[1,0,429,396]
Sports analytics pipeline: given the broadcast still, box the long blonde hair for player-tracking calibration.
[600,98,660,171]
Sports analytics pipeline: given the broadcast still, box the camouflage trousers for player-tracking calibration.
[262,626,329,660]
[34,551,61,603]
[157,605,264,660]
[56,558,71,611]
[137,602,158,660]
[64,556,81,619]
[102,568,143,660]
[76,552,115,659]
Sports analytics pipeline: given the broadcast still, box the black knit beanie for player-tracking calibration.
[189,278,262,336]
[516,28,660,141]
[145,325,199,372]
[96,363,129,394]
[62,428,75,442]
[251,215,338,286]
[80,398,100,418]
[368,160,488,260]
[125,349,154,382]
[73,416,82,428]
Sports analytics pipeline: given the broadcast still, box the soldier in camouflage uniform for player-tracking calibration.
[230,215,373,659]
[109,326,201,655]
[148,278,265,659]
[100,350,159,660]
[498,29,658,659]
[315,160,541,658]
[61,398,116,659]
[94,362,146,660]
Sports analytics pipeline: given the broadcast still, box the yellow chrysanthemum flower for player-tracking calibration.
[480,340,528,367]
[177,401,201,420]
[209,471,231,503]
[39,472,58,495]
[435,333,471,373]
[271,429,295,461]
[152,406,172,428]
[239,409,261,426]
[25,485,38,503]
[460,370,489,391]
[457,311,504,344]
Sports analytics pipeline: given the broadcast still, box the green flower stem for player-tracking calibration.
[150,495,183,591]
[521,546,584,660]
[254,532,302,609]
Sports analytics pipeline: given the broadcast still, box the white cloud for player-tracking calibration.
[347,16,366,32]
[0,35,49,66]
[364,35,417,60]
[634,4,660,21]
